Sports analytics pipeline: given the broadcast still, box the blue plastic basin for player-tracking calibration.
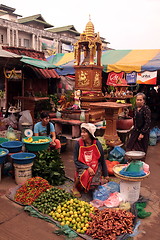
[0,148,9,164]
[11,152,36,164]
[1,141,23,153]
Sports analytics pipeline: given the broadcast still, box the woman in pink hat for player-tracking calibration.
[72,123,109,197]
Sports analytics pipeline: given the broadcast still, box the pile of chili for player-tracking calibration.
[86,208,135,240]
[14,177,52,205]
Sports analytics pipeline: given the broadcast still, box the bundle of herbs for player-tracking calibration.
[32,149,66,186]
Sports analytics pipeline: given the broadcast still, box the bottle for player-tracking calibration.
[80,110,85,122]
[56,110,61,118]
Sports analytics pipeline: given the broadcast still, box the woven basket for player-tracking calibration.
[113,164,150,182]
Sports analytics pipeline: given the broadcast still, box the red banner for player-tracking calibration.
[107,72,128,86]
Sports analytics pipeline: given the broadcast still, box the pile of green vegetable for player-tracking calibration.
[97,136,110,152]
[32,149,66,186]
[32,187,73,214]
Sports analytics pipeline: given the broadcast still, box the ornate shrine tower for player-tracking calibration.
[74,19,105,122]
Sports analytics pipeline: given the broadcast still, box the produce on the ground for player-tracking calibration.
[32,187,73,214]
[86,208,135,240]
[14,177,52,205]
[32,149,66,186]
[49,198,95,234]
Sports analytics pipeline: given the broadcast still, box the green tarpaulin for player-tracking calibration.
[20,55,58,69]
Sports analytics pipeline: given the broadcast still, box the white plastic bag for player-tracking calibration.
[6,126,16,140]
[18,110,33,131]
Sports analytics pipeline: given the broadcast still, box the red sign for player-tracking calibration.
[107,72,128,86]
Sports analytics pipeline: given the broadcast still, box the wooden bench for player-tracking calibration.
[50,118,82,139]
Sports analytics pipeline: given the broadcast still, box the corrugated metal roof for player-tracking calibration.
[3,46,59,79]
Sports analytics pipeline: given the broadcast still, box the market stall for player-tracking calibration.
[0,127,153,240]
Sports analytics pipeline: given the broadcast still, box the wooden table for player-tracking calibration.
[50,118,82,139]
[90,102,132,147]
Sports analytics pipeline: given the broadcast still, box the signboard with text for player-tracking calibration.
[137,71,157,85]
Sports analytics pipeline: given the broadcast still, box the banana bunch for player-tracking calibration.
[23,137,33,143]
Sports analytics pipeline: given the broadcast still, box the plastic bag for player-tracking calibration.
[143,162,149,174]
[108,146,126,162]
[151,127,160,142]
[103,181,120,193]
[18,110,33,131]
[149,129,157,146]
[2,113,17,129]
[104,192,122,208]
[90,199,104,208]
[152,127,160,136]
[93,185,110,201]
[109,146,126,161]
[105,160,119,175]
[6,126,16,140]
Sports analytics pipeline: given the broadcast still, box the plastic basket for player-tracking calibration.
[0,137,8,145]
[1,141,23,153]
[11,152,36,165]
[23,136,52,152]
[0,148,9,164]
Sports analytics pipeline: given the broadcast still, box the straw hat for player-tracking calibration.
[81,123,96,138]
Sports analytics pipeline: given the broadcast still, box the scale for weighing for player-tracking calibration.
[125,151,145,160]
[24,129,33,138]
[124,151,146,173]
[113,151,150,203]
[21,122,33,139]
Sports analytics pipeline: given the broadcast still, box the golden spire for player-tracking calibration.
[85,15,94,37]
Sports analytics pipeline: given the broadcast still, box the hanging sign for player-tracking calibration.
[137,71,157,85]
[39,38,56,55]
[126,72,137,84]
[107,72,128,86]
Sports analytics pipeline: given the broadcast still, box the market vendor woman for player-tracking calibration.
[34,112,61,151]
[126,92,151,154]
[72,123,109,197]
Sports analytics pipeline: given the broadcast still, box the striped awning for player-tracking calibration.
[47,49,160,74]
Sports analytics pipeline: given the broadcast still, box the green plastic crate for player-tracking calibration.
[23,136,52,152]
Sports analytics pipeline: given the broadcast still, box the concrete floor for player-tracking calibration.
[0,137,160,240]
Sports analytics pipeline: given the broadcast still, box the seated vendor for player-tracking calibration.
[34,111,61,152]
[72,123,109,197]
